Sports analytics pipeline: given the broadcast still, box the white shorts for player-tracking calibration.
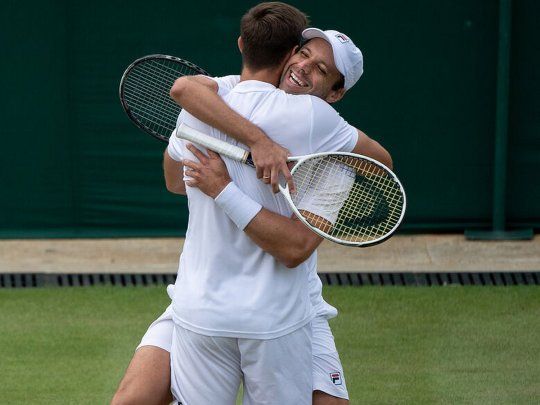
[311,316,348,399]
[137,304,174,352]
[138,306,349,400]
[171,323,312,405]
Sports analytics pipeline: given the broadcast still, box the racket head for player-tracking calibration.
[280,152,406,247]
[119,54,209,143]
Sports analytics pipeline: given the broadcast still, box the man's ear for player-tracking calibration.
[325,87,346,104]
[277,46,297,71]
[289,46,299,59]
[237,36,244,53]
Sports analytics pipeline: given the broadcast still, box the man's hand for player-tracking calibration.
[183,144,232,199]
[250,137,295,194]
[170,76,294,193]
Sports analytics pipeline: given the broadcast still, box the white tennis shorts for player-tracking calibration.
[170,323,312,404]
[138,306,349,400]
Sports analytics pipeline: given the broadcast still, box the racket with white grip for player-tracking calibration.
[177,123,406,247]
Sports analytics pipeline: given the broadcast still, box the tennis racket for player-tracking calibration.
[177,123,406,247]
[119,54,209,143]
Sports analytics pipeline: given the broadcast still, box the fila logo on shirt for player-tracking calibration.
[335,33,350,44]
[330,371,343,385]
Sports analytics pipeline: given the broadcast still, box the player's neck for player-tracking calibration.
[240,66,281,87]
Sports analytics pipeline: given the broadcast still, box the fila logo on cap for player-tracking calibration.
[335,33,350,43]
[330,371,343,385]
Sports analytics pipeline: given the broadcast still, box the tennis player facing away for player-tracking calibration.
[113,4,391,405]
[168,31,391,405]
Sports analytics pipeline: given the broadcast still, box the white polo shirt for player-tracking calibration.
[168,78,357,339]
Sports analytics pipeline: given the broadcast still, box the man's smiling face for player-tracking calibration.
[279,38,345,103]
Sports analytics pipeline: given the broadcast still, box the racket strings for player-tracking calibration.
[126,63,180,107]
[123,88,177,135]
[291,155,404,243]
[124,69,175,107]
[335,159,403,241]
[123,82,178,123]
[337,174,402,241]
[123,81,178,133]
[121,58,203,137]
[141,61,185,95]
[123,63,181,132]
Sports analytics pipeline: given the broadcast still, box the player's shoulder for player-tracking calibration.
[304,95,344,132]
[213,75,240,94]
[284,93,340,115]
[279,91,326,110]
[309,94,340,116]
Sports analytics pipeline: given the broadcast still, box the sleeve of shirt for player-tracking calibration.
[212,75,240,97]
[167,75,240,161]
[309,97,358,153]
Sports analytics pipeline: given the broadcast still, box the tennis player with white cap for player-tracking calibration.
[278,28,363,108]
[303,28,364,90]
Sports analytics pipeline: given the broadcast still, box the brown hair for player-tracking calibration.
[240,2,309,70]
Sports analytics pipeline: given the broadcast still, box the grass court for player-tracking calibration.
[1,286,538,404]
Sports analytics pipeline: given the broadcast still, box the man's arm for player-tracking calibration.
[170,76,293,193]
[353,129,393,169]
[183,144,323,268]
[244,206,323,268]
[163,149,186,195]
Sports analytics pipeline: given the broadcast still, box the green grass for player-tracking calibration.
[0,286,539,404]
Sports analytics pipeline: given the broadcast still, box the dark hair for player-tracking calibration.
[240,2,309,70]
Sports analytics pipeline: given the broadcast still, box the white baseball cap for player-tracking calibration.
[302,28,363,90]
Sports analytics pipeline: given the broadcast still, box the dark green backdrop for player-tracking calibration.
[1,1,538,237]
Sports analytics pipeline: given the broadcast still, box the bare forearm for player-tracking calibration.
[163,150,186,194]
[244,209,322,268]
[170,76,267,147]
[353,129,393,169]
[366,138,393,169]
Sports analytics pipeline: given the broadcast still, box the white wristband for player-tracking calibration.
[214,182,262,230]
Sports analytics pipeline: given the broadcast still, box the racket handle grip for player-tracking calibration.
[176,123,253,166]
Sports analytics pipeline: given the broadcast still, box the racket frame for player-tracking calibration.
[279,152,407,247]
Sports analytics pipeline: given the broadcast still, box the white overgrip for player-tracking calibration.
[176,123,248,163]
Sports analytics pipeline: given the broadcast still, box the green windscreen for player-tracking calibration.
[1,0,538,237]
